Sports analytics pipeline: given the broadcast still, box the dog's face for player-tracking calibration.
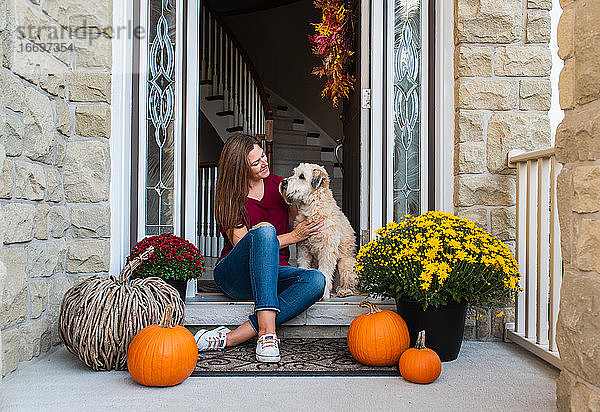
[279,163,330,205]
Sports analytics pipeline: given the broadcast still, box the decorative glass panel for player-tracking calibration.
[147,0,176,235]
[393,0,421,219]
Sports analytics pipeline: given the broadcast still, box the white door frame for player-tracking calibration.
[367,0,385,237]
[361,0,454,240]
[136,0,193,242]
[110,0,135,275]
[184,0,200,245]
[136,0,149,242]
[434,0,455,214]
[359,0,371,244]
[112,0,455,270]
[110,0,201,275]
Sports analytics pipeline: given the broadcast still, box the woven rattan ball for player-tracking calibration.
[58,247,186,371]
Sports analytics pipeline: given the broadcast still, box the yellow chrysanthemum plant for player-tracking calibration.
[354,211,520,310]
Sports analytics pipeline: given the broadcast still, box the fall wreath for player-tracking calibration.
[310,0,356,108]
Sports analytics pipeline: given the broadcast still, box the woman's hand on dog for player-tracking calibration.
[292,218,324,242]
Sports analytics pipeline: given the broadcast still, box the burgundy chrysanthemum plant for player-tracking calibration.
[128,233,205,281]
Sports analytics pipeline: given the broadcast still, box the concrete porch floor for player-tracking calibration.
[3,341,558,411]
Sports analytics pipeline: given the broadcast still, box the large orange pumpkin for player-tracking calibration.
[347,301,410,366]
[127,305,198,386]
[398,330,442,384]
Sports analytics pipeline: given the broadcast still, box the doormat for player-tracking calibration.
[192,338,400,377]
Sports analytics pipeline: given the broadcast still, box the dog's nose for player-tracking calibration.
[281,179,288,190]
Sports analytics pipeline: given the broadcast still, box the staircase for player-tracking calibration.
[199,3,271,141]
[267,90,343,207]
[198,4,343,207]
[191,4,376,336]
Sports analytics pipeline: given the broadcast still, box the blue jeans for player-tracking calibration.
[213,224,326,334]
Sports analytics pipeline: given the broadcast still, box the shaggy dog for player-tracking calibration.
[279,163,358,300]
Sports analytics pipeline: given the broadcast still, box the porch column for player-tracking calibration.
[555,0,600,409]
[453,0,552,339]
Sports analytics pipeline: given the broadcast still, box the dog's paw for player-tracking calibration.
[320,291,331,301]
[335,288,354,298]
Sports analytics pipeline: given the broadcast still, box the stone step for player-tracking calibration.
[184,295,396,328]
[272,129,311,146]
[273,160,334,179]
[186,324,351,339]
[273,115,294,129]
[272,142,322,162]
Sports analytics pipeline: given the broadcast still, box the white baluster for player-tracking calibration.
[206,167,212,255]
[237,52,242,129]
[249,83,253,135]
[223,36,229,111]
[218,25,224,96]
[515,161,527,335]
[212,18,218,95]
[536,157,550,346]
[260,108,264,135]
[549,158,563,351]
[214,166,222,255]
[256,88,260,135]
[206,11,212,83]
[199,167,205,255]
[253,85,259,135]
[245,66,249,133]
[250,84,255,135]
[201,6,206,81]
[525,159,538,339]
[207,166,213,257]
[240,66,245,133]
[211,166,218,255]
[229,39,235,113]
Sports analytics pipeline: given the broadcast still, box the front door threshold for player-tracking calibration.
[184,294,396,328]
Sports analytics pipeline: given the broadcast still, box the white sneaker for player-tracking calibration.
[195,326,231,351]
[256,333,280,363]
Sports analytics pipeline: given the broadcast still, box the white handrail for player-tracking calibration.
[505,148,563,370]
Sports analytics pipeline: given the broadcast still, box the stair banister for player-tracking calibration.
[201,4,274,169]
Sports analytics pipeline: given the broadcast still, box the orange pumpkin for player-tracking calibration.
[398,330,441,384]
[347,301,410,366]
[127,305,198,386]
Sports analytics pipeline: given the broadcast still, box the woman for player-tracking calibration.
[195,133,325,363]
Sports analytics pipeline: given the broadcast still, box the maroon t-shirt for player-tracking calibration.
[218,174,291,266]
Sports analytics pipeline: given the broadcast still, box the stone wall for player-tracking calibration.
[454,0,553,339]
[0,0,112,376]
[555,0,600,409]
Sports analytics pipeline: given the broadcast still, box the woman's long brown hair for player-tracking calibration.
[215,133,259,239]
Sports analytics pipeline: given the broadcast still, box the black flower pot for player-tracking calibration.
[395,299,468,362]
[165,279,188,302]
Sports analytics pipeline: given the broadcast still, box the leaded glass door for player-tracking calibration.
[361,0,433,236]
[136,0,201,242]
[146,0,177,236]
[393,0,426,219]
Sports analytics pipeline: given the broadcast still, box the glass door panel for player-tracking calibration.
[145,0,177,235]
[393,0,425,219]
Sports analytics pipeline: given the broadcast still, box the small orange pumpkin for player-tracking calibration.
[127,305,198,386]
[347,301,410,366]
[398,330,442,384]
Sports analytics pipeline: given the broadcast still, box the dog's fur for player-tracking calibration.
[279,163,358,300]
